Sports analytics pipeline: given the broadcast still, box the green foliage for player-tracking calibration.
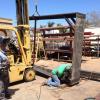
[47,22,55,27]
[57,23,67,33]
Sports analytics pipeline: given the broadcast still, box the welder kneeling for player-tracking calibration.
[43,63,72,87]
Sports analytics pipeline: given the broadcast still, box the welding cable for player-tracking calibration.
[36,85,43,100]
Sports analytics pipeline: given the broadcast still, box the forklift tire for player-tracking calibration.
[24,68,35,82]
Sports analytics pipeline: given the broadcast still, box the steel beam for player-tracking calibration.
[70,16,85,85]
[33,65,100,82]
[30,12,85,20]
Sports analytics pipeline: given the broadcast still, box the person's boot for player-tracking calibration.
[0,93,7,100]
[5,93,11,99]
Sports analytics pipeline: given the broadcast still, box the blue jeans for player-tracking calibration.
[47,75,60,87]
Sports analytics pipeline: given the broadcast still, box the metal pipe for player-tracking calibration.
[33,20,37,61]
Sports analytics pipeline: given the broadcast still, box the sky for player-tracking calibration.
[0,0,100,26]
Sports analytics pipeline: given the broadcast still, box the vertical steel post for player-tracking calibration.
[33,20,37,62]
[97,35,99,57]
[70,14,85,85]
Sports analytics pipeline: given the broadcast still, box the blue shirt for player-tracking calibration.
[0,50,8,68]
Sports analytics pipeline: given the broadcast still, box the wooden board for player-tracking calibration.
[0,18,12,25]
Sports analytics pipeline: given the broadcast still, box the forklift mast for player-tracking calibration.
[15,0,32,65]
[16,0,29,25]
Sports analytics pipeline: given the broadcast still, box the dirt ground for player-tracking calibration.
[81,57,100,73]
[9,76,100,100]
[9,57,100,100]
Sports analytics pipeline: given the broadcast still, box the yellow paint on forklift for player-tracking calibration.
[0,25,35,83]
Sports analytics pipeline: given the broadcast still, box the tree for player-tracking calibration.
[40,25,46,28]
[47,21,55,27]
[86,11,100,27]
[57,23,67,33]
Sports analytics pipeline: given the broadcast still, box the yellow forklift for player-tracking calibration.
[0,0,35,83]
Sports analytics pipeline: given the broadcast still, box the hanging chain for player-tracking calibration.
[33,0,40,16]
